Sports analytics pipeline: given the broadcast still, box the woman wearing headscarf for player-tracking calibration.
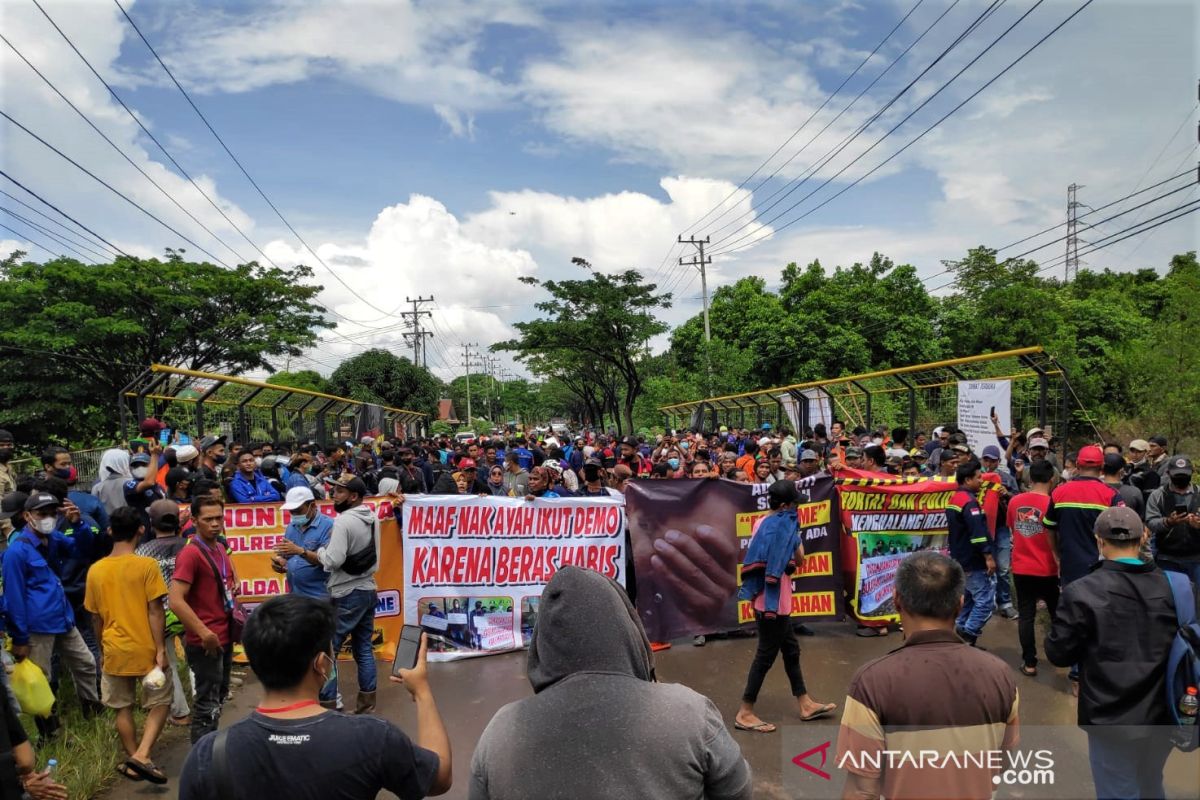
[523,467,561,500]
[485,466,508,497]
[92,448,132,515]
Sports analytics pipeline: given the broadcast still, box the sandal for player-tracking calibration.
[169,715,191,727]
[800,703,837,722]
[1020,664,1037,677]
[734,720,777,733]
[115,763,144,782]
[125,759,169,785]
[855,626,888,637]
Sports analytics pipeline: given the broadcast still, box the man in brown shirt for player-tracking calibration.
[837,551,1018,800]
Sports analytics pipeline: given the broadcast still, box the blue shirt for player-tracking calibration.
[69,490,109,536]
[283,513,334,599]
[229,471,283,504]
[2,528,78,643]
[515,448,534,471]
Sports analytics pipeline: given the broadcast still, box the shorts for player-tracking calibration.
[101,670,174,710]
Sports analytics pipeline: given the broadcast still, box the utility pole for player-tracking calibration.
[1065,184,1083,281]
[462,342,478,423]
[401,296,434,368]
[679,235,713,393]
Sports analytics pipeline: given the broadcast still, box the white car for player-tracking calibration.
[455,431,477,443]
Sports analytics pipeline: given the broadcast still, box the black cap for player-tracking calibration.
[620,435,639,449]
[199,435,227,452]
[1149,435,1168,447]
[1102,452,1126,474]
[0,430,12,443]
[329,474,369,496]
[0,491,28,520]
[584,457,604,468]
[24,492,60,512]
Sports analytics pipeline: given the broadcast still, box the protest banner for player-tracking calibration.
[222,497,405,660]
[627,476,842,643]
[837,471,1001,623]
[958,379,1011,455]
[401,495,627,661]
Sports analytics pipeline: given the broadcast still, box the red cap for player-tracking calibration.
[1076,445,1104,468]
[138,417,165,435]
[458,458,477,469]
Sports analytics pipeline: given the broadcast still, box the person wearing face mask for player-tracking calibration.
[396,447,429,494]
[3,492,103,734]
[178,594,452,799]
[44,447,111,541]
[94,447,133,516]
[124,448,166,528]
[578,459,611,497]
[1146,456,1200,586]
[196,435,228,484]
[273,488,335,601]
[316,476,383,714]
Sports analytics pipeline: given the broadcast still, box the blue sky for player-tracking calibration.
[2,0,1196,380]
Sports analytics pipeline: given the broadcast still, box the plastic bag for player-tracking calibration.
[143,667,166,691]
[11,659,55,718]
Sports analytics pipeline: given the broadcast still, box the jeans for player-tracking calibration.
[741,613,806,703]
[1013,573,1060,667]
[29,629,98,704]
[993,527,1013,607]
[321,589,377,701]
[1086,729,1172,799]
[185,644,232,744]
[956,569,995,639]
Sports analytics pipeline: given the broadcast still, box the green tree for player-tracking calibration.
[447,373,496,423]
[327,349,443,418]
[268,369,331,394]
[0,252,331,443]
[495,258,670,435]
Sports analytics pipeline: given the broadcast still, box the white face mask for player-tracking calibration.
[255,457,263,468]
[35,517,56,535]
[131,467,148,479]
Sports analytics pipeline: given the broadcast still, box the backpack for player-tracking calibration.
[1163,570,1200,751]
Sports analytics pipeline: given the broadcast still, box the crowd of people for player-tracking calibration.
[0,408,1194,799]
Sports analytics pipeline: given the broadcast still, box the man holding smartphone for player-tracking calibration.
[1146,456,1200,585]
[179,595,452,799]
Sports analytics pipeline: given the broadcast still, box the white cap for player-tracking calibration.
[932,426,944,437]
[1027,427,1044,438]
[174,444,199,463]
[282,486,316,511]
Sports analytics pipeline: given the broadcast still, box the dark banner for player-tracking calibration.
[627,476,843,642]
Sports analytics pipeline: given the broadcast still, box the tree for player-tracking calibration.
[448,373,496,423]
[327,348,443,418]
[268,370,331,394]
[494,258,670,435]
[0,252,332,444]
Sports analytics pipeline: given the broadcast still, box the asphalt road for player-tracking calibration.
[103,615,1197,800]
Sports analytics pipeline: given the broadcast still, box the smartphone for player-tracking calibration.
[391,624,423,676]
[1174,502,1189,516]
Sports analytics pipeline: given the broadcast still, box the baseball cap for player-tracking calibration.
[584,457,604,468]
[719,425,728,433]
[199,435,227,452]
[0,491,28,520]
[149,499,180,530]
[0,429,13,442]
[885,455,903,467]
[845,446,863,459]
[1167,456,1193,477]
[1149,435,1169,447]
[620,435,639,449]
[458,458,478,470]
[951,443,971,454]
[1026,427,1044,438]
[138,417,166,435]
[1128,438,1150,452]
[130,452,152,466]
[281,486,316,510]
[1028,438,1049,449]
[980,445,1002,460]
[910,448,928,460]
[24,492,60,512]
[1094,506,1145,541]
[800,449,819,461]
[1076,445,1104,468]
[328,474,369,496]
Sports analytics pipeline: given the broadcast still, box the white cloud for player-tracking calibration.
[433,105,476,139]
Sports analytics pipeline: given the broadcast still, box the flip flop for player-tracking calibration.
[800,704,837,722]
[125,759,169,785]
[116,763,144,782]
[855,626,887,637]
[1020,664,1037,677]
[734,720,777,733]
[169,715,191,727]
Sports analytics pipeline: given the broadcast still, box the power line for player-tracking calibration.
[679,0,929,240]
[111,0,407,323]
[0,31,249,265]
[0,188,120,259]
[0,170,128,256]
[709,0,1095,258]
[693,0,1009,263]
[0,109,233,266]
[0,222,63,260]
[0,207,102,262]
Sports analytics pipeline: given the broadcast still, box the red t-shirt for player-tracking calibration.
[1006,492,1058,577]
[172,539,233,647]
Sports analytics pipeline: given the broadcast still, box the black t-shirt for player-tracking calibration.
[179,711,438,800]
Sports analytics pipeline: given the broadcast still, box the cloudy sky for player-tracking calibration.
[1,0,1196,382]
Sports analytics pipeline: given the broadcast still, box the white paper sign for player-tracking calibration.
[957,380,1011,457]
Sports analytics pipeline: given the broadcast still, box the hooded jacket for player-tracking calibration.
[2,528,78,644]
[317,503,379,600]
[469,566,751,800]
[92,448,131,515]
[737,509,800,618]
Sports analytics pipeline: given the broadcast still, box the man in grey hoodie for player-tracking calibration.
[316,476,381,714]
[469,566,752,800]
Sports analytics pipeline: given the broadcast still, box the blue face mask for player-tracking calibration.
[680,442,690,451]
[667,458,680,470]
[291,514,309,526]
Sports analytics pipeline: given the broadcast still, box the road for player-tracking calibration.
[103,616,1196,799]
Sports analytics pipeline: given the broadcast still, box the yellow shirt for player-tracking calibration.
[84,554,168,676]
